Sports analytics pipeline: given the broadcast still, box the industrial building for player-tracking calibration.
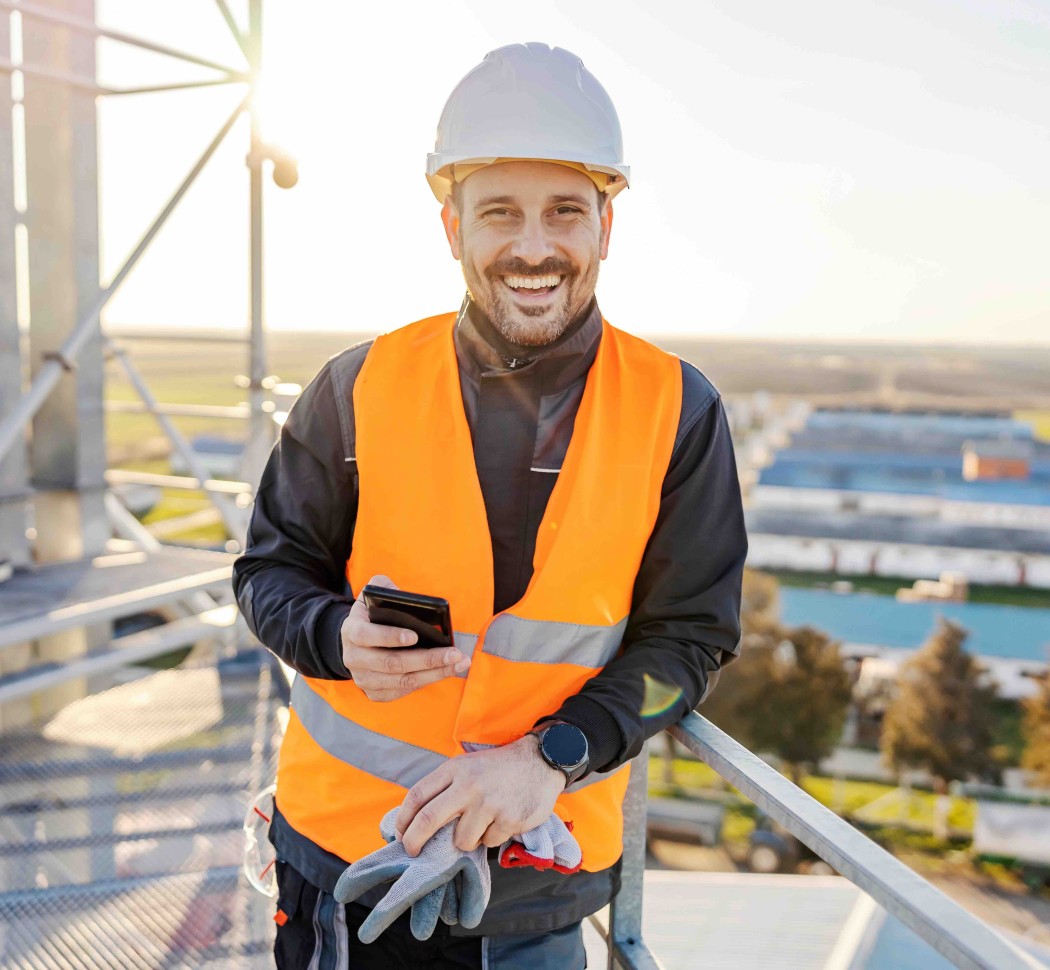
[747,410,1050,587]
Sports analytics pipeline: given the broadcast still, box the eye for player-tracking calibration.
[554,205,582,216]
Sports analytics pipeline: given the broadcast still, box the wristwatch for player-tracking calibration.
[529,721,589,787]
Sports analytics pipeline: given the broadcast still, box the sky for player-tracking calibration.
[85,0,1050,344]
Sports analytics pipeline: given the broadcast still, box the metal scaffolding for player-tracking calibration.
[0,0,284,560]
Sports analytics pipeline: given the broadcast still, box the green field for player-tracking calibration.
[105,332,375,545]
[770,569,1050,610]
[647,755,978,852]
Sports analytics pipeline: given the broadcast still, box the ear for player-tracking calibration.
[598,198,614,260]
[441,197,462,260]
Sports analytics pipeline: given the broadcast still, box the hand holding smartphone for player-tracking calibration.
[341,576,467,701]
[361,584,454,649]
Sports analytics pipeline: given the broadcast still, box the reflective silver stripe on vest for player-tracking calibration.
[453,632,478,677]
[291,677,445,788]
[291,676,628,794]
[482,614,628,668]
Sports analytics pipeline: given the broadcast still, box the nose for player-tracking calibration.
[509,213,556,267]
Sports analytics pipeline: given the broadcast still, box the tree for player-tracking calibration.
[663,568,785,787]
[1021,674,1050,788]
[881,617,1000,792]
[740,567,780,637]
[704,623,852,784]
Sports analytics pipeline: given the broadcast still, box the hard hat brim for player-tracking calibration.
[426,156,630,204]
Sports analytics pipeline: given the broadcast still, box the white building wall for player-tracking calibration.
[747,534,1049,588]
[751,486,842,512]
[752,484,1050,533]
[1026,556,1050,587]
[835,541,881,574]
[859,492,940,517]
[875,545,945,579]
[747,535,835,572]
[875,545,1010,581]
[940,499,1050,531]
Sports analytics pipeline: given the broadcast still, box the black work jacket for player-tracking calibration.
[232,298,748,936]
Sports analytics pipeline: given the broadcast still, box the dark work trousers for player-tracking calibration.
[273,860,588,969]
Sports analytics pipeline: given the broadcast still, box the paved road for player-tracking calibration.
[649,836,1050,947]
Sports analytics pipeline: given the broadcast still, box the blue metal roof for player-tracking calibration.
[770,449,1050,474]
[779,588,1050,663]
[759,410,1050,505]
[805,411,1034,439]
[758,461,1050,505]
[744,507,1050,555]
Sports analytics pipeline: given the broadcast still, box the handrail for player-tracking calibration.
[606,743,664,969]
[667,713,1042,970]
[106,468,254,495]
[0,566,233,650]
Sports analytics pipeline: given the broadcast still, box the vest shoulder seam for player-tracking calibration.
[326,339,375,461]
[674,359,720,456]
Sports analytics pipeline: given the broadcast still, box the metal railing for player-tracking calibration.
[592,715,1044,970]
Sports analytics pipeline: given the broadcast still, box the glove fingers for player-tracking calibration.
[333,844,408,904]
[553,840,583,870]
[519,824,555,860]
[379,806,400,842]
[440,879,460,926]
[409,886,445,941]
[551,827,583,870]
[455,855,492,929]
[357,901,404,945]
[546,814,573,840]
[360,866,464,944]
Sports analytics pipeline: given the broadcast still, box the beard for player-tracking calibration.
[460,250,601,347]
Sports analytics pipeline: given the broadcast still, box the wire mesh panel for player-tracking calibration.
[0,648,285,969]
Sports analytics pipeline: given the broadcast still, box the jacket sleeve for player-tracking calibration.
[541,391,748,774]
[231,357,361,680]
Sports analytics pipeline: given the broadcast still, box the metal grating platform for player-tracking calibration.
[0,648,285,969]
[0,546,235,650]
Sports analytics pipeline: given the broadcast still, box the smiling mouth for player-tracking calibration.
[500,273,565,298]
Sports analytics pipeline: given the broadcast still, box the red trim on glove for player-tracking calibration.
[500,843,550,870]
[498,843,583,875]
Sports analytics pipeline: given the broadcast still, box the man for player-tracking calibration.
[233,42,747,968]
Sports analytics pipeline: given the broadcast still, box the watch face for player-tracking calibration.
[543,723,588,769]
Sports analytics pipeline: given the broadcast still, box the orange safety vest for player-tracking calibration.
[275,312,682,872]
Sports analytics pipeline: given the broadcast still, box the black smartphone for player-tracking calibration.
[361,585,454,649]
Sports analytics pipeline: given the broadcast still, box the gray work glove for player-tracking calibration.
[498,814,583,874]
[333,807,491,943]
[379,807,460,936]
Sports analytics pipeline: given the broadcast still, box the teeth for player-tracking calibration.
[504,274,562,290]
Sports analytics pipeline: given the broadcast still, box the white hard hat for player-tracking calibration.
[426,43,630,203]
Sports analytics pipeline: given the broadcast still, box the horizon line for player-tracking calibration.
[103,325,1050,353]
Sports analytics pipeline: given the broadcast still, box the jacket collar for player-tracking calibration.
[453,295,602,393]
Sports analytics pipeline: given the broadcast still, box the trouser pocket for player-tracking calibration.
[273,859,318,969]
[483,920,586,969]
